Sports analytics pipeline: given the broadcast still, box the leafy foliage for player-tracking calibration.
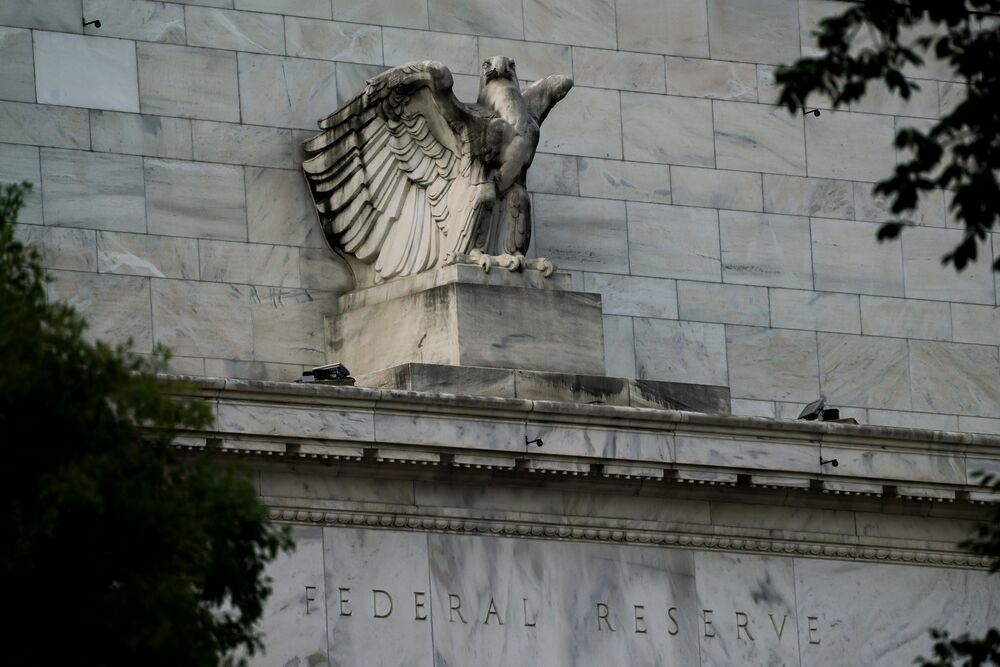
[775,0,1000,271]
[916,628,1000,667]
[0,182,292,666]
[777,8,1000,662]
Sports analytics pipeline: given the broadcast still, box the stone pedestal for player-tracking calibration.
[325,265,606,377]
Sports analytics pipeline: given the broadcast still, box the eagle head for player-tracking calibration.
[480,55,516,85]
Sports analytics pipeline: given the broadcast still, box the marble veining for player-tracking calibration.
[245,525,1000,666]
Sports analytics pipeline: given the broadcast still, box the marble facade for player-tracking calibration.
[163,377,1000,666]
[5,0,999,434]
[254,526,1000,667]
[11,2,1000,665]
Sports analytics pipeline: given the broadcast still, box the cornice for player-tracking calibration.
[165,375,1000,504]
[171,374,1000,450]
[265,505,993,570]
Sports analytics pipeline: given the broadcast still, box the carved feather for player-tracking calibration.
[302,61,487,282]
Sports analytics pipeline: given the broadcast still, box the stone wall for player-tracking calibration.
[177,377,1000,666]
[3,0,998,432]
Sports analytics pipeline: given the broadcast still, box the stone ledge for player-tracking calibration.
[168,375,1000,450]
[354,362,731,414]
[165,375,1000,500]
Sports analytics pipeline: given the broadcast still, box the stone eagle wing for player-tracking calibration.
[302,61,488,281]
[521,74,574,125]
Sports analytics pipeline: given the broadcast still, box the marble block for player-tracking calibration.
[0,0,83,32]
[0,27,34,103]
[533,194,629,273]
[238,0,331,19]
[40,148,145,232]
[634,318,729,387]
[358,363,517,399]
[672,166,762,212]
[665,57,756,101]
[186,6,285,55]
[324,528,434,667]
[578,158,671,204]
[355,362,731,414]
[795,560,1000,666]
[622,92,715,167]
[714,101,806,176]
[430,0,524,39]
[0,143,43,223]
[573,47,666,93]
[83,0,185,44]
[720,211,813,289]
[326,267,606,376]
[539,86,623,159]
[285,16,382,64]
[527,153,578,196]
[48,271,152,351]
[382,28,479,75]
[603,315,637,377]
[616,0,709,57]
[0,101,90,150]
[137,43,239,122]
[144,158,246,240]
[251,524,1000,667]
[695,552,799,666]
[523,0,616,49]
[34,32,139,113]
[91,111,193,160]
[246,526,329,667]
[238,53,338,130]
[707,0,800,65]
[332,0,427,29]
[805,110,896,181]
[192,121,293,169]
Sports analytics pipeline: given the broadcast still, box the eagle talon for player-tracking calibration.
[494,253,523,272]
[469,249,492,273]
[523,257,556,277]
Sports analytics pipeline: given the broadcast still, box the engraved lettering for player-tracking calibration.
[634,605,647,634]
[808,616,821,645]
[736,611,754,640]
[304,585,317,615]
[449,594,468,624]
[484,598,504,625]
[373,589,393,618]
[703,609,716,638]
[338,587,352,617]
[667,607,679,636]
[597,603,615,632]
[522,598,537,627]
[768,613,788,640]
[414,592,428,621]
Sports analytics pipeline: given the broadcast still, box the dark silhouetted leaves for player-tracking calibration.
[0,182,293,667]
[775,0,1000,272]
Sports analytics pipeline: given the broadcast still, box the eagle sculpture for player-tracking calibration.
[302,56,573,285]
